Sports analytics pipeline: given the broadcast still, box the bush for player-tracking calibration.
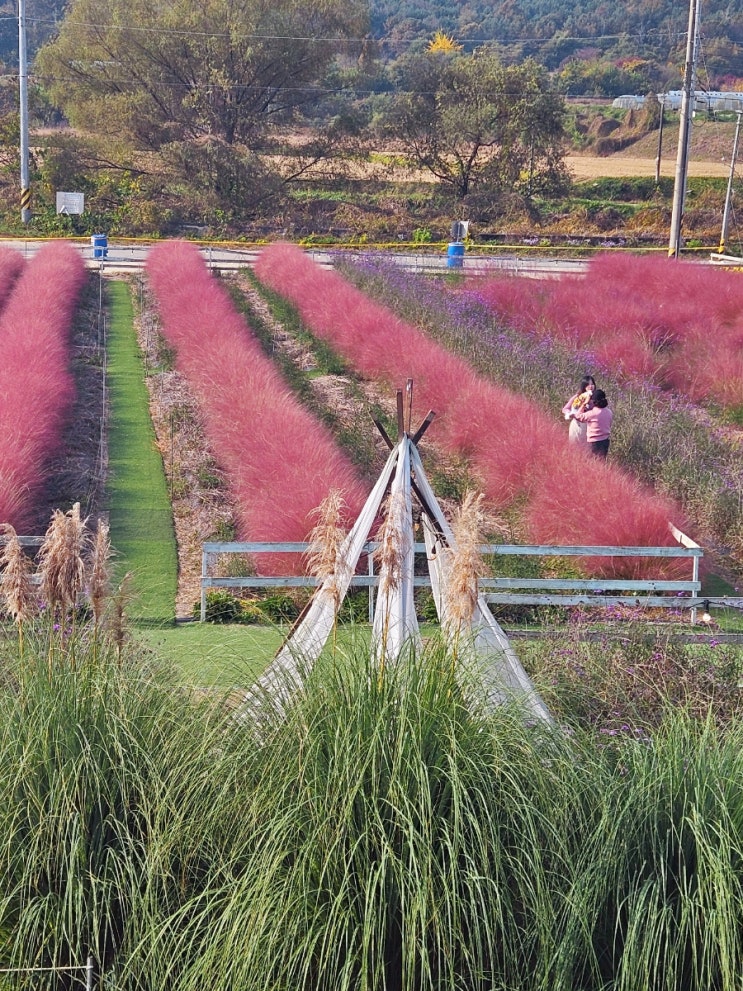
[198,589,246,623]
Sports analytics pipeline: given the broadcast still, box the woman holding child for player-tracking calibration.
[570,388,613,458]
[562,375,595,445]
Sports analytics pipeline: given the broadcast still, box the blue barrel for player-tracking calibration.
[446,241,465,268]
[91,234,108,259]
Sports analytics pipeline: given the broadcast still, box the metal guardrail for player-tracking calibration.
[200,528,707,623]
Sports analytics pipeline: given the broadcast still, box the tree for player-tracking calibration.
[34,0,368,152]
[381,49,569,202]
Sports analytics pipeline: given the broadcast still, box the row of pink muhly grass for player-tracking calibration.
[146,240,368,574]
[0,242,87,529]
[254,243,689,578]
[0,247,25,310]
[470,253,743,409]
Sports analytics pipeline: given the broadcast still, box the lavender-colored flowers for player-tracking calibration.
[339,252,743,577]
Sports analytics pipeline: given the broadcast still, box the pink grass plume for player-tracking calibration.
[0,242,86,529]
[254,243,690,576]
[146,240,368,574]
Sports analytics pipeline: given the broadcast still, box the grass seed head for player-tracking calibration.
[89,518,112,626]
[446,490,489,629]
[375,490,408,597]
[304,489,348,608]
[0,523,36,624]
[39,502,88,614]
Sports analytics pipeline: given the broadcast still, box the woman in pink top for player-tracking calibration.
[562,375,595,445]
[572,389,613,458]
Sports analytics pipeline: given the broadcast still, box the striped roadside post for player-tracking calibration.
[21,186,31,223]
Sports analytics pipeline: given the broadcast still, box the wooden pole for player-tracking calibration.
[655,95,665,185]
[668,0,700,258]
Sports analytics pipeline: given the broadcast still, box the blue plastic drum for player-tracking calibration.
[446,241,465,268]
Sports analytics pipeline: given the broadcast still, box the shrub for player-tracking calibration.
[4,618,743,991]
[198,588,246,623]
[525,620,743,732]
[0,247,24,310]
[338,253,743,574]
[474,253,743,409]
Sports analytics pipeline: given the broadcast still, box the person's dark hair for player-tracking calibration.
[580,375,596,392]
[593,389,608,408]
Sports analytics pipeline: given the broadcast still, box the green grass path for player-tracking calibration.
[106,280,178,626]
[104,279,281,683]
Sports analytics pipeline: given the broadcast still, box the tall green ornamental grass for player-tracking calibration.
[2,620,743,991]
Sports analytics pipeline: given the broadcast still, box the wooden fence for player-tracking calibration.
[200,524,712,624]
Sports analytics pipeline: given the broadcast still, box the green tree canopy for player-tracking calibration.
[381,49,569,202]
[35,0,369,151]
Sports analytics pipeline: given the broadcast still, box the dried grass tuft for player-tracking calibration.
[89,518,112,629]
[304,489,348,609]
[375,490,407,600]
[38,502,88,616]
[445,490,489,631]
[108,572,133,665]
[0,523,36,625]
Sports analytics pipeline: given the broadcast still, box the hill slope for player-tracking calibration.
[371,0,743,73]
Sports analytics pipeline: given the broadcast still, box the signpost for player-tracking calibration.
[56,192,85,215]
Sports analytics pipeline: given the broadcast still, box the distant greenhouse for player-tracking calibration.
[613,91,743,112]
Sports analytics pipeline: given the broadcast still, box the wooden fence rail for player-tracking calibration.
[200,526,711,624]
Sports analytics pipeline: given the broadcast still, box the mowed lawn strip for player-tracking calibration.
[106,278,178,626]
[105,278,286,682]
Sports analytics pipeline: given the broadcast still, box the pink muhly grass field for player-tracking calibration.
[0,242,86,529]
[255,243,687,576]
[473,253,743,407]
[0,248,25,313]
[146,240,368,573]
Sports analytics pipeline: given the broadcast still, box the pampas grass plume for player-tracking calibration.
[304,489,347,609]
[89,518,113,629]
[39,502,88,616]
[445,490,488,630]
[0,523,36,627]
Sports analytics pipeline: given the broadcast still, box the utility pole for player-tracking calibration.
[718,110,742,255]
[668,0,700,258]
[655,95,665,185]
[18,0,31,224]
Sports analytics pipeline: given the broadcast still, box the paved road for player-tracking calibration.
[2,236,735,277]
[0,236,593,277]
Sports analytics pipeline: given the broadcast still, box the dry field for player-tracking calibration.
[566,155,730,180]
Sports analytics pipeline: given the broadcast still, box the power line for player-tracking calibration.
[3,15,362,44]
[0,13,685,49]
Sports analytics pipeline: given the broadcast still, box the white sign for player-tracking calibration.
[56,191,85,215]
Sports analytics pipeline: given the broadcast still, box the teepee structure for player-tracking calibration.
[253,387,552,725]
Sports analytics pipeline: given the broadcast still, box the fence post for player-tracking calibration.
[85,956,95,991]
[690,552,699,624]
[200,546,208,622]
[367,542,375,623]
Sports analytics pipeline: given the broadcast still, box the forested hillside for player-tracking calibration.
[370,0,743,82]
[4,0,743,85]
